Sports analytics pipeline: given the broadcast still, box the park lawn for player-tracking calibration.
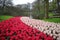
[44,18,60,23]
[0,15,13,22]
[44,12,60,23]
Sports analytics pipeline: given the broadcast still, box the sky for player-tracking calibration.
[12,0,35,5]
[12,0,53,5]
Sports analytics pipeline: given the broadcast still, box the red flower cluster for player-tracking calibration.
[0,17,54,40]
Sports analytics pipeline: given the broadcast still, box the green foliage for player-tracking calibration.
[49,12,54,16]
[49,0,57,10]
[32,12,45,19]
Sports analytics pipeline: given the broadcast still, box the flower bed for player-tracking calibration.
[0,17,53,40]
[21,17,60,40]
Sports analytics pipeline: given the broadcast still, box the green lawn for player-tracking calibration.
[0,15,13,22]
[0,15,60,23]
[44,18,60,23]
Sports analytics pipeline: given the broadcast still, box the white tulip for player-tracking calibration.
[53,35,56,39]
[21,17,60,40]
[57,37,60,40]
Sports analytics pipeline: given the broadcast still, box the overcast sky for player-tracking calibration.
[12,0,35,5]
[12,0,52,5]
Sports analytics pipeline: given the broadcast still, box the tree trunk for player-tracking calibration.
[57,0,60,14]
[44,0,49,19]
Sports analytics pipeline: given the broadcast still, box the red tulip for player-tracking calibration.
[0,17,54,40]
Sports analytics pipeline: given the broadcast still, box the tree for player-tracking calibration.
[32,0,41,19]
[44,0,49,19]
[32,0,46,19]
[6,0,13,6]
[0,0,13,14]
[57,0,60,13]
[37,0,40,14]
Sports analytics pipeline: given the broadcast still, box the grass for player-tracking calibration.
[49,12,54,16]
[0,15,13,22]
[44,12,60,23]
[0,15,60,23]
[44,18,60,23]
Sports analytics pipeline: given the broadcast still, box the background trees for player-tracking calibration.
[0,0,60,19]
[57,0,60,14]
[32,0,60,19]
[0,0,13,15]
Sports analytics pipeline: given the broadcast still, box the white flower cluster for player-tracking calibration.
[21,17,60,40]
